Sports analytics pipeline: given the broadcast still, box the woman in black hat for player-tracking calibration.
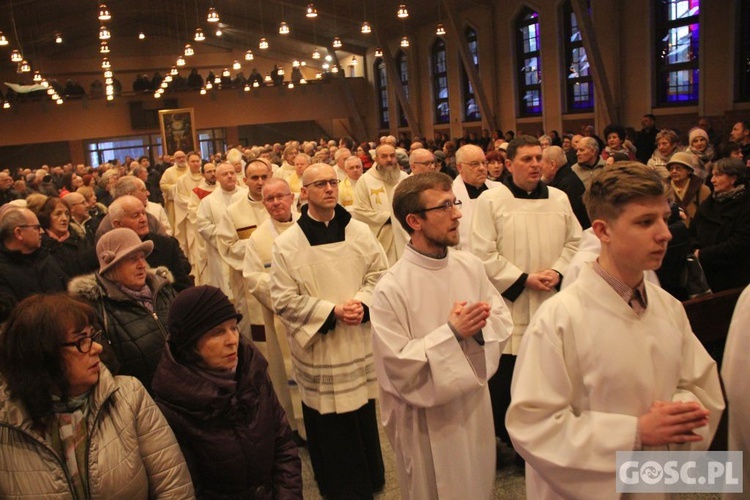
[151,285,302,499]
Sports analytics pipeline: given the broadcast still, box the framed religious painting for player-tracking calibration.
[159,108,198,156]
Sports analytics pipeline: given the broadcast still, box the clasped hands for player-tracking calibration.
[334,299,365,325]
[448,301,490,340]
[638,400,710,447]
[526,269,560,292]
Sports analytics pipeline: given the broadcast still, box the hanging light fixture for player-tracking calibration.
[244,83,250,91]
[106,94,114,101]
[222,68,230,77]
[56,98,63,105]
[300,78,307,85]
[322,62,329,69]
[259,37,268,49]
[10,50,22,62]
[331,65,339,74]
[55,33,63,44]
[164,75,173,83]
[207,7,219,23]
[105,85,114,96]
[232,60,241,70]
[176,55,186,66]
[105,77,113,84]
[184,43,194,56]
[104,69,113,78]
[215,28,222,37]
[200,87,207,95]
[306,4,317,18]
[194,28,205,41]
[160,81,168,88]
[332,36,342,48]
[288,82,294,89]
[100,41,110,54]
[252,80,260,88]
[101,58,111,69]
[436,23,446,36]
[154,92,161,99]
[293,60,300,67]
[374,47,383,57]
[397,4,409,18]
[0,32,8,45]
[264,75,272,83]
[170,66,179,76]
[2,101,10,109]
[361,21,371,34]
[279,21,289,35]
[138,31,145,40]
[98,4,111,21]
[245,49,254,61]
[99,26,111,40]
[350,55,357,66]
[312,49,321,59]
[400,36,410,47]
[47,87,55,95]
[278,67,285,76]
[41,79,49,88]
[32,71,42,82]
[214,75,221,83]
[205,81,213,89]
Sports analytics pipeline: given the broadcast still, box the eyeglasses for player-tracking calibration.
[460,160,488,169]
[60,329,104,354]
[412,160,436,166]
[416,199,462,214]
[17,224,42,231]
[264,193,292,203]
[303,179,340,189]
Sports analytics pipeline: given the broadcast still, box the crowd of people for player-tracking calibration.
[0,117,749,498]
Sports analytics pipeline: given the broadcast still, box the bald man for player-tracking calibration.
[409,148,437,175]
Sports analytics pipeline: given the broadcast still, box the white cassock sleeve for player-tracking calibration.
[195,197,217,247]
[243,238,273,311]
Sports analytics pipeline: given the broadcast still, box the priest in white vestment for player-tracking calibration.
[471,136,581,448]
[371,172,512,499]
[507,162,724,500]
[721,285,750,496]
[186,162,217,284]
[452,144,500,250]
[242,178,303,437]
[271,164,388,498]
[216,159,271,345]
[353,144,409,266]
[338,155,363,211]
[196,162,247,295]
[172,152,204,256]
[159,150,188,228]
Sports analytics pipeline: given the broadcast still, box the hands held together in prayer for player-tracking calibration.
[526,269,560,292]
[448,301,491,339]
[638,400,710,446]
[334,299,365,325]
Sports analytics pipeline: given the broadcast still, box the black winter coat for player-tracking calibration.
[152,342,302,500]
[68,267,176,392]
[691,189,750,292]
[41,231,98,279]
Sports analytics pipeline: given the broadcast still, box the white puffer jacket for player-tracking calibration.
[0,366,195,499]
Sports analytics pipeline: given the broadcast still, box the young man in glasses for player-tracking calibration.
[371,171,512,498]
[271,163,389,499]
[470,135,582,458]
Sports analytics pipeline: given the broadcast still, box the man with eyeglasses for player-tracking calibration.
[243,177,303,443]
[453,144,501,250]
[370,171,512,499]
[408,148,437,175]
[471,135,581,458]
[353,143,409,266]
[271,163,388,499]
[0,208,68,319]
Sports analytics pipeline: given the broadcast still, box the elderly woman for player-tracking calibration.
[691,158,750,292]
[666,152,711,227]
[68,227,177,392]
[38,196,98,278]
[0,293,193,498]
[648,129,681,180]
[152,285,302,499]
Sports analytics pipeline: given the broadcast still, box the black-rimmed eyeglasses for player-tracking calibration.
[415,199,462,214]
[17,224,42,231]
[60,330,103,354]
[303,179,340,189]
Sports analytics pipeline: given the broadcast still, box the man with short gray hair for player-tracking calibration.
[542,145,589,229]
[409,148,436,176]
[572,136,605,188]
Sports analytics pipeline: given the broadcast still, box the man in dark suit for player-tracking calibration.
[542,146,590,229]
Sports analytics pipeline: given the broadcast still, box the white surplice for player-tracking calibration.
[371,245,512,499]
[721,285,750,498]
[352,166,409,267]
[243,216,303,432]
[451,176,499,251]
[196,186,248,297]
[270,215,388,414]
[159,164,188,229]
[507,264,725,500]
[186,180,216,284]
[172,171,203,256]
[470,183,582,353]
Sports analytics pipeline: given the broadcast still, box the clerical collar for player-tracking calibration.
[297,204,351,246]
[407,241,447,260]
[247,193,262,203]
[463,180,488,199]
[503,177,548,199]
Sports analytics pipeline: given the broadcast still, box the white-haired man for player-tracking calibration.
[159,150,188,227]
[453,144,500,250]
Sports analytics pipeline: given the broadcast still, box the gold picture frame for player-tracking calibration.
[159,108,198,156]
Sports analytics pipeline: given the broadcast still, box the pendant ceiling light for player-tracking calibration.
[374,47,383,58]
[361,21,371,34]
[436,23,446,36]
[397,4,409,18]
[194,28,205,42]
[306,4,317,18]
[207,7,219,23]
[245,49,254,61]
[332,36,342,48]
[259,37,268,49]
[99,26,111,40]
[279,21,289,35]
[0,32,8,46]
[184,44,194,56]
[400,36,409,47]
[98,4,111,21]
